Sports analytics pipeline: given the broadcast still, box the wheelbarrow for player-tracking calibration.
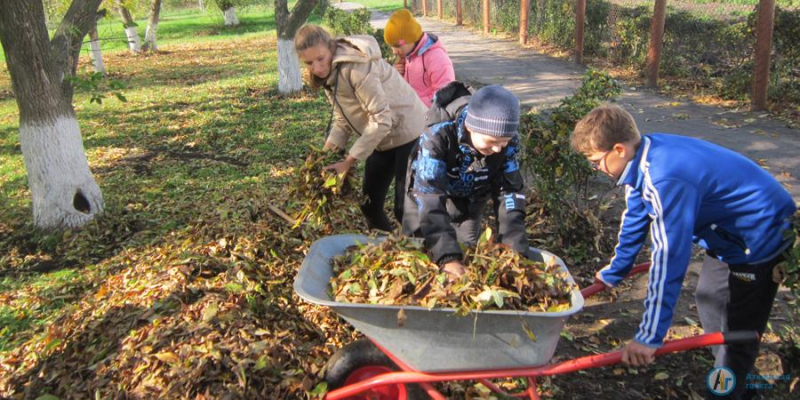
[294,234,758,399]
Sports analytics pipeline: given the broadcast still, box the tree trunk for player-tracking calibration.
[199,0,205,12]
[223,6,240,26]
[0,0,105,230]
[275,0,318,95]
[117,5,142,53]
[89,26,105,73]
[144,0,162,51]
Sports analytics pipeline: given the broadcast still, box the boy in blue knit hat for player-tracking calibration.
[402,85,528,278]
[572,104,795,400]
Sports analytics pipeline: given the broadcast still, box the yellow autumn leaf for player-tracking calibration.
[155,352,179,363]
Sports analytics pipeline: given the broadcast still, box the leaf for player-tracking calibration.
[397,308,407,327]
[323,176,338,188]
[36,395,60,400]
[202,302,219,322]
[155,352,180,363]
[478,227,493,246]
[254,355,269,371]
[521,320,537,342]
[309,382,328,396]
[654,372,669,381]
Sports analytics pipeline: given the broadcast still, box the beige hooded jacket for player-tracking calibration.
[323,35,427,161]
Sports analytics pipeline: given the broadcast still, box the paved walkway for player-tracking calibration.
[335,2,800,199]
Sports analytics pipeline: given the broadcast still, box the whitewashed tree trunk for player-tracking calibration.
[278,38,303,93]
[199,0,205,12]
[0,0,105,230]
[144,24,157,51]
[124,25,142,52]
[20,116,104,228]
[117,5,142,53]
[223,6,239,26]
[144,0,162,51]
[89,27,105,74]
[275,0,318,95]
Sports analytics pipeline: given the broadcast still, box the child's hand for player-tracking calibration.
[442,261,466,281]
[621,340,657,367]
[394,58,405,76]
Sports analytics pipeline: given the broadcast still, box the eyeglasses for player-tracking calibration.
[588,149,613,172]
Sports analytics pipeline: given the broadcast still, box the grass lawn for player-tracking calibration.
[0,2,402,398]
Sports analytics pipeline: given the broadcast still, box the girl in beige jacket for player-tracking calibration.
[295,25,427,231]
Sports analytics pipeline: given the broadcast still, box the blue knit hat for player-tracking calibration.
[464,85,520,137]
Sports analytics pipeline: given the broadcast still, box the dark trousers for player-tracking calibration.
[696,251,787,400]
[402,193,488,246]
[360,140,416,231]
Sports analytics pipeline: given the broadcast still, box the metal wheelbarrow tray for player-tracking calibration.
[293,234,585,373]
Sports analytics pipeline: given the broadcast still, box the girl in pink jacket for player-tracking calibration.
[384,9,455,107]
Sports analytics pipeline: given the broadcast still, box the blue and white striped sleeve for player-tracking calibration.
[597,186,650,287]
[634,177,700,348]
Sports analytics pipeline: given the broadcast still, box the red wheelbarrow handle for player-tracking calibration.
[580,262,651,299]
[322,330,759,400]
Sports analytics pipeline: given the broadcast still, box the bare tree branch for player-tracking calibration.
[275,0,317,39]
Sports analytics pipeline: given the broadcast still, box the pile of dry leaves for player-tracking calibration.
[330,229,575,315]
[287,147,363,232]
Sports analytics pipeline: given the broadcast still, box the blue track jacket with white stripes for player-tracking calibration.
[598,134,796,347]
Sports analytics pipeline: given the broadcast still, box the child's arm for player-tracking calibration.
[425,48,455,97]
[495,138,527,254]
[633,178,700,348]
[596,186,650,286]
[413,130,463,265]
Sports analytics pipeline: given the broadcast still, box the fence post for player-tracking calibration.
[752,0,775,111]
[438,0,442,19]
[574,0,586,64]
[483,0,490,34]
[645,0,667,88]
[456,0,463,25]
[422,0,427,16]
[520,0,530,45]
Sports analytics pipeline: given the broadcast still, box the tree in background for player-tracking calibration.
[115,0,143,52]
[88,8,108,73]
[275,0,318,94]
[214,0,240,26]
[143,0,162,51]
[0,0,106,229]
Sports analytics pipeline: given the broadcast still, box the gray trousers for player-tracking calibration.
[695,254,783,400]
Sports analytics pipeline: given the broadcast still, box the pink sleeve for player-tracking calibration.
[425,48,455,94]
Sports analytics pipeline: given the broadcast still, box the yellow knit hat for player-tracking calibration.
[384,9,423,47]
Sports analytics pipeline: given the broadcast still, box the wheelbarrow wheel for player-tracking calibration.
[325,338,427,400]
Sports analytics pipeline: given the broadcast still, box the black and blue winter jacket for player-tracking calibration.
[404,106,528,265]
[598,134,796,348]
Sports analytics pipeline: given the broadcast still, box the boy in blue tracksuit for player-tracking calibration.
[402,85,528,279]
[571,104,795,399]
